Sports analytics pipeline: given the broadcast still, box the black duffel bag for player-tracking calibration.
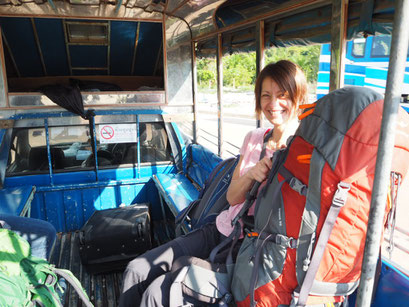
[78,203,152,274]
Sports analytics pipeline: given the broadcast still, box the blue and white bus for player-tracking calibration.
[317,35,409,101]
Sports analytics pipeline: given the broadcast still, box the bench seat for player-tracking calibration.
[153,173,199,217]
[153,144,222,218]
[0,185,36,216]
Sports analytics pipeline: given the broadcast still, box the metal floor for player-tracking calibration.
[50,231,124,307]
[50,221,173,307]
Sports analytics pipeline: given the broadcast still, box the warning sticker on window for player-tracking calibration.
[98,124,137,144]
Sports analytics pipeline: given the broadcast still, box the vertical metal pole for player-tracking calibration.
[329,0,349,92]
[356,1,409,306]
[44,119,54,186]
[107,21,111,75]
[256,20,265,128]
[137,115,141,179]
[216,34,224,157]
[0,28,9,108]
[192,41,198,143]
[90,116,99,181]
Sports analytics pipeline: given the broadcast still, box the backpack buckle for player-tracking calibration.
[333,182,351,207]
[289,177,307,196]
[276,234,298,249]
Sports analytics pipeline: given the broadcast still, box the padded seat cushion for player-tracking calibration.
[153,173,200,216]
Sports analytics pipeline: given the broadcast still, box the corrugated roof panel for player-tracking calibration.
[133,22,162,76]
[35,18,70,76]
[0,17,44,77]
[110,20,137,76]
[69,45,108,68]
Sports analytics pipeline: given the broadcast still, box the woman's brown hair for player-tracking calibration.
[254,60,308,117]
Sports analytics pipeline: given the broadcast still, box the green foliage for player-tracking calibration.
[265,45,321,84]
[196,44,321,89]
[223,53,256,88]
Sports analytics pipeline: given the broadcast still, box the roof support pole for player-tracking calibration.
[0,28,9,108]
[191,41,198,143]
[356,0,409,306]
[329,0,348,92]
[256,20,265,128]
[216,33,224,157]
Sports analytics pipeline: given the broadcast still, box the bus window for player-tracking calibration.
[352,38,366,58]
[371,35,392,57]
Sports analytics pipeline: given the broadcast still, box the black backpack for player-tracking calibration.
[175,155,239,235]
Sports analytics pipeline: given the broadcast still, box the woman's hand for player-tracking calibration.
[245,156,273,182]
[226,156,272,206]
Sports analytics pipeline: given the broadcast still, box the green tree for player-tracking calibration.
[196,44,321,89]
[265,45,321,83]
[223,53,256,88]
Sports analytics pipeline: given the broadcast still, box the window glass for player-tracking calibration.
[94,122,171,167]
[352,38,366,57]
[7,128,48,174]
[49,125,92,170]
[6,122,172,175]
[371,35,391,57]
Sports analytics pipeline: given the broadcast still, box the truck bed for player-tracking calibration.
[50,221,173,307]
[50,232,123,307]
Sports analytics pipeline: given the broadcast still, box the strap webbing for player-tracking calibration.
[54,268,94,307]
[294,182,351,307]
[169,266,190,307]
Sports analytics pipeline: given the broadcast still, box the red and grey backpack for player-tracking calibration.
[231,86,409,307]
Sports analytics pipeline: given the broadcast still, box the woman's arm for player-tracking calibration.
[226,156,272,206]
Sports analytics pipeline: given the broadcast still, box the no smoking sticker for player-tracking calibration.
[98,124,137,144]
[100,125,114,140]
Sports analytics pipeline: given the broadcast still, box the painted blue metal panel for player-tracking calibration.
[373,260,409,306]
[4,174,51,187]
[134,22,162,76]
[349,259,409,307]
[98,186,117,210]
[118,184,138,206]
[82,187,100,222]
[34,18,69,76]
[69,45,107,67]
[63,190,84,231]
[110,21,137,76]
[30,192,46,220]
[44,191,65,232]
[171,122,187,172]
[0,17,44,77]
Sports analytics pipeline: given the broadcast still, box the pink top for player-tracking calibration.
[215,128,275,237]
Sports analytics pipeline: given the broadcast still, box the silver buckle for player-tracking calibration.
[333,182,351,207]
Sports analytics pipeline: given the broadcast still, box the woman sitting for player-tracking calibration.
[119,59,308,307]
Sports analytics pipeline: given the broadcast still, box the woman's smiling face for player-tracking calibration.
[260,77,296,127]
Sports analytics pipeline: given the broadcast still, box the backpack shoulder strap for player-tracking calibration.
[53,268,94,307]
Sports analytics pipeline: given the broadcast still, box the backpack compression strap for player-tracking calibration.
[292,182,351,307]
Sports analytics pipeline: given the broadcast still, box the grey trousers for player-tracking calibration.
[119,223,222,307]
